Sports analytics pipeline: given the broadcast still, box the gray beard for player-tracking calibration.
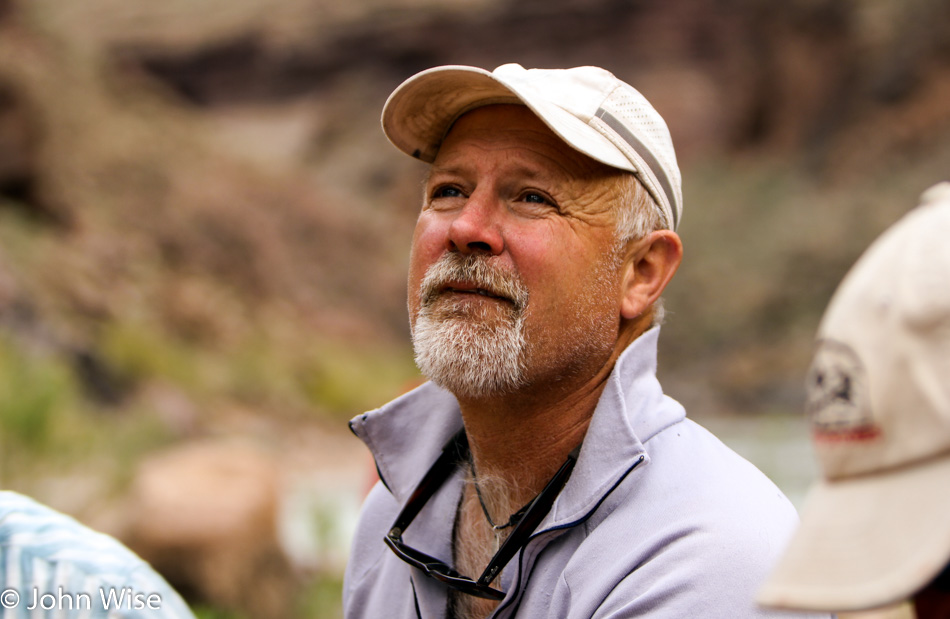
[411,254,528,399]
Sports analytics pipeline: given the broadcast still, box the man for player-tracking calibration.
[0,490,196,618]
[758,182,950,619]
[345,63,825,619]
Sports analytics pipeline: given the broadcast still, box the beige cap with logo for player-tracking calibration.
[758,182,950,611]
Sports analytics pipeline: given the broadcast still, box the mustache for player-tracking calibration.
[420,253,529,310]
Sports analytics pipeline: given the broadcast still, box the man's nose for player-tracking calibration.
[446,191,504,255]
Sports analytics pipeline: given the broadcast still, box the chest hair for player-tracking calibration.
[446,482,514,619]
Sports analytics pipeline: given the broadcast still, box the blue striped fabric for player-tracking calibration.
[0,491,196,618]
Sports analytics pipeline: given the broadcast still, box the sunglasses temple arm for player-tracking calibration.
[476,446,581,587]
[390,430,468,535]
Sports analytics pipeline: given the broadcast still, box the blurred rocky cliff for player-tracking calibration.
[1,0,950,615]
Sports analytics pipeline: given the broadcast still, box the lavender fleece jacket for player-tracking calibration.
[344,328,831,619]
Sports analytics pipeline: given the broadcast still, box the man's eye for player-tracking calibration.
[433,186,464,199]
[519,192,557,209]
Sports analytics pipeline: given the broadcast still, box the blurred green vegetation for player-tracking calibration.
[294,575,345,618]
[0,306,418,471]
[0,335,75,457]
[190,578,345,619]
[94,317,418,419]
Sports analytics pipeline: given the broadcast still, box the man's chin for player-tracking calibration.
[428,375,516,401]
[411,315,526,399]
[421,362,526,401]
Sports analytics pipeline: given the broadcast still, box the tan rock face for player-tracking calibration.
[124,440,295,619]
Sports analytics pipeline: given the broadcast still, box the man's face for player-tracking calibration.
[407,104,629,399]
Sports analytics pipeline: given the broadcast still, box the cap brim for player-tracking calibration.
[381,65,634,173]
[758,451,950,612]
[382,66,514,163]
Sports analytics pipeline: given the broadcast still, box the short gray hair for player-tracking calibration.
[614,172,668,245]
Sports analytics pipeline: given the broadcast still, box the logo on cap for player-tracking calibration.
[806,339,881,441]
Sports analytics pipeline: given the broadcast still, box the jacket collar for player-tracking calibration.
[349,326,685,518]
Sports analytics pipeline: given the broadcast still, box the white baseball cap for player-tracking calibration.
[381,63,683,230]
[758,182,950,612]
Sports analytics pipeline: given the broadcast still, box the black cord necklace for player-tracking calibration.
[468,457,534,531]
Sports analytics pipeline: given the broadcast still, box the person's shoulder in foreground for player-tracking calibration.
[345,62,830,619]
[0,490,196,618]
[758,182,950,619]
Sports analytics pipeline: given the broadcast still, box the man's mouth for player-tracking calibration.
[418,254,529,312]
[442,286,509,302]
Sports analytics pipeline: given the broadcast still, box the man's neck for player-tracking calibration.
[456,317,650,509]
[457,386,598,507]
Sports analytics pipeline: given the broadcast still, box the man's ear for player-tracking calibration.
[619,230,683,320]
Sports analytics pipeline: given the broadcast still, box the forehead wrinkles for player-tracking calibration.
[435,106,614,181]
[436,138,602,184]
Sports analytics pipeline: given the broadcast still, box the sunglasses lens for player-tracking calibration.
[385,535,505,600]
